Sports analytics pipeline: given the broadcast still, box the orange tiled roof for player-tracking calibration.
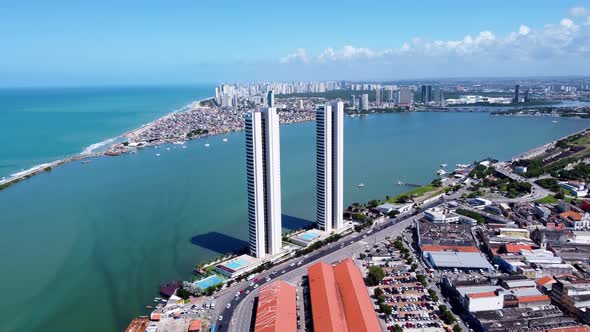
[548,326,590,332]
[517,294,550,303]
[150,312,161,321]
[308,259,381,332]
[505,244,533,253]
[188,320,202,332]
[560,211,582,221]
[536,276,555,286]
[254,281,297,332]
[467,291,498,299]
[308,262,349,332]
[421,245,480,253]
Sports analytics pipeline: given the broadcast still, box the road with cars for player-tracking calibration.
[207,194,459,332]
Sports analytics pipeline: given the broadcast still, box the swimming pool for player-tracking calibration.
[299,231,321,241]
[194,275,224,290]
[225,258,249,270]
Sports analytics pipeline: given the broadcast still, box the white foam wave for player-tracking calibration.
[81,137,118,155]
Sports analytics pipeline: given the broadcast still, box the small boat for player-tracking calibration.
[357,183,365,188]
[82,160,91,164]
[173,141,185,145]
[145,306,154,309]
[156,153,161,157]
[552,120,558,123]
[436,169,447,175]
[222,138,228,142]
[182,146,187,149]
[204,143,210,147]
[166,147,171,151]
[155,146,159,149]
[153,299,160,303]
[440,163,447,168]
[396,180,404,185]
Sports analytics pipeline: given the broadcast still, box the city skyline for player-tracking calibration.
[2,1,590,86]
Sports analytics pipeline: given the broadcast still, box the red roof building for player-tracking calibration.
[308,259,381,332]
[188,320,202,332]
[254,280,297,332]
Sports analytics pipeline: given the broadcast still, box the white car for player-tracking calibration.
[265,277,271,282]
[249,282,254,287]
[290,263,295,267]
[235,292,240,297]
[281,270,286,274]
[226,303,231,309]
[253,284,259,289]
[219,316,223,321]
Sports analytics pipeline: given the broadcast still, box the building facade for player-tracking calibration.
[316,102,344,232]
[245,108,282,258]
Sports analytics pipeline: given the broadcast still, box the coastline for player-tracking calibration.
[0,98,213,190]
[1,96,317,191]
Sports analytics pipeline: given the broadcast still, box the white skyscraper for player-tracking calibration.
[316,102,344,233]
[267,90,275,108]
[245,108,282,258]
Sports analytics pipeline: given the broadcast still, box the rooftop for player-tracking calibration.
[254,281,297,332]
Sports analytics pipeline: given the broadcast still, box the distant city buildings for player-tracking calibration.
[245,108,282,258]
[514,84,520,103]
[397,87,412,107]
[316,102,344,233]
[360,94,369,111]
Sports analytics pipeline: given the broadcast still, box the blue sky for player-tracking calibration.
[1,0,590,86]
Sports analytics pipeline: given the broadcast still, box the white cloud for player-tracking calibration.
[279,7,590,65]
[570,6,590,17]
[279,48,308,64]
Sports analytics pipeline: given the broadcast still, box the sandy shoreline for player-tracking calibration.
[0,97,214,189]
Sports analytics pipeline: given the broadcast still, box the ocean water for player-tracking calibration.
[0,85,213,178]
[0,98,588,331]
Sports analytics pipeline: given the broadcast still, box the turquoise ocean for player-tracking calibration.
[0,86,589,331]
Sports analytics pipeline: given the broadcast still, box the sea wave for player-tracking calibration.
[81,137,119,155]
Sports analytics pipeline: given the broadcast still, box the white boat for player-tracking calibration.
[173,141,185,145]
[436,169,447,175]
[166,147,171,151]
[357,183,365,188]
[440,163,447,168]
[156,153,161,157]
[552,120,558,123]
[182,146,187,149]
[222,138,228,142]
[204,143,210,147]
[396,180,404,185]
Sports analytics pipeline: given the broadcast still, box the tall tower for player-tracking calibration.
[316,102,344,233]
[513,85,520,103]
[245,108,282,258]
[267,90,275,108]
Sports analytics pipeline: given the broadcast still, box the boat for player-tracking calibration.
[396,180,404,185]
[440,163,447,168]
[436,169,447,175]
[166,147,171,151]
[145,306,154,309]
[156,153,161,157]
[81,160,91,164]
[153,299,160,303]
[173,141,185,145]
[552,120,558,123]
[204,143,210,147]
[222,138,228,142]
[357,183,365,188]
[182,146,187,149]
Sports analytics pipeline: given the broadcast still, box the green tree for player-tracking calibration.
[379,303,393,315]
[392,326,403,332]
[367,266,386,286]
[453,324,462,332]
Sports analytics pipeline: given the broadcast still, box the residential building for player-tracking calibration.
[360,94,369,111]
[397,87,412,107]
[316,102,344,232]
[245,108,282,258]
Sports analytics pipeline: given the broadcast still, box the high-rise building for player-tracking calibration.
[375,89,382,106]
[398,87,412,107]
[349,95,356,109]
[267,90,275,108]
[316,102,344,233]
[360,94,369,111]
[245,108,282,258]
[427,85,433,102]
[513,85,520,103]
[421,85,427,103]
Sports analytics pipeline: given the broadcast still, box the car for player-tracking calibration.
[254,278,259,282]
[249,282,254,287]
[226,303,231,309]
[265,277,271,282]
[290,263,295,267]
[235,292,240,297]
[272,271,277,275]
[253,284,259,288]
[246,290,250,294]
[281,270,286,274]
[239,289,244,294]
[219,316,223,321]
[297,261,302,266]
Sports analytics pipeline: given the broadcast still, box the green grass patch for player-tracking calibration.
[535,195,558,204]
[387,184,441,203]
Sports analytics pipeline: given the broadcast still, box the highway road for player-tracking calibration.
[207,196,455,332]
